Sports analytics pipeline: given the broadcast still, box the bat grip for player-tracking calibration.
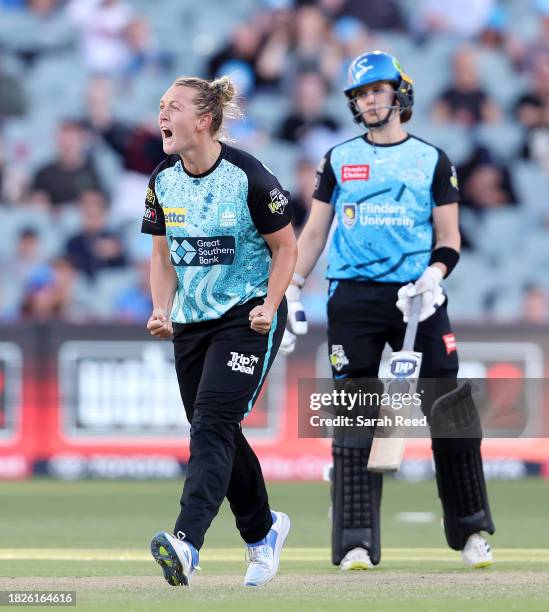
[402,294,422,351]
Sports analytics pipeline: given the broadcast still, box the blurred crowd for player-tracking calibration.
[0,0,548,324]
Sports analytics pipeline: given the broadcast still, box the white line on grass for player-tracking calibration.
[0,548,548,562]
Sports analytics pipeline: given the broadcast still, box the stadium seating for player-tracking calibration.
[0,0,548,323]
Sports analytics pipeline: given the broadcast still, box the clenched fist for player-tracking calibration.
[249,303,275,334]
[147,308,173,339]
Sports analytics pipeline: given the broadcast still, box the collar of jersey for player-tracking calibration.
[362,133,411,147]
[180,141,226,178]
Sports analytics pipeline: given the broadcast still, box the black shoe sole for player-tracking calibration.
[150,532,188,587]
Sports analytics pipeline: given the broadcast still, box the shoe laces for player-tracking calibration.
[469,534,490,554]
[245,544,273,565]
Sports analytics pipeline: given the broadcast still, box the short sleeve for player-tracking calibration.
[248,165,292,235]
[141,172,166,235]
[432,149,461,206]
[313,150,337,204]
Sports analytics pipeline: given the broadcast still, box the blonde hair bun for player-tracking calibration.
[210,76,237,105]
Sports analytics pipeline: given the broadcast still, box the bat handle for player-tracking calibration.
[402,294,422,352]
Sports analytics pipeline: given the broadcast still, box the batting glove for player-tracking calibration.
[279,329,296,355]
[396,265,445,323]
[286,284,308,335]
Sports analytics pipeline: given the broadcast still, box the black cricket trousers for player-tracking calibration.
[171,297,286,550]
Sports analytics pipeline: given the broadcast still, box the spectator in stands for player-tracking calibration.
[122,16,173,81]
[30,120,103,208]
[521,283,549,323]
[114,258,152,322]
[0,50,27,121]
[432,46,500,127]
[514,53,549,173]
[85,76,164,217]
[334,17,381,76]
[277,71,340,143]
[19,257,85,322]
[65,190,128,280]
[253,8,293,92]
[320,0,406,32]
[457,145,518,212]
[478,4,512,51]
[507,0,549,73]
[86,76,167,175]
[10,228,44,286]
[9,0,74,68]
[288,4,342,86]
[290,158,316,233]
[207,21,265,93]
[69,0,134,76]
[0,133,29,204]
[103,117,164,174]
[412,0,495,40]
[331,16,388,95]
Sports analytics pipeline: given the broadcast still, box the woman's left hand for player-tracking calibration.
[249,302,275,334]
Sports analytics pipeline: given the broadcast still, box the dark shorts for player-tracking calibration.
[326,280,459,379]
[172,297,287,422]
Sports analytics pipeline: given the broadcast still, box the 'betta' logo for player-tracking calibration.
[164,207,186,227]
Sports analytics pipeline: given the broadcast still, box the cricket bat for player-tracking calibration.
[367,294,423,473]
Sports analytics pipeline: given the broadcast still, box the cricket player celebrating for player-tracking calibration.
[142,75,296,587]
[282,51,495,570]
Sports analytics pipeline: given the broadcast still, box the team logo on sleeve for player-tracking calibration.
[314,158,327,192]
[219,202,237,228]
[342,164,370,182]
[450,166,459,189]
[442,333,457,355]
[143,206,157,224]
[330,345,349,372]
[268,188,288,214]
[146,187,156,204]
[342,203,357,229]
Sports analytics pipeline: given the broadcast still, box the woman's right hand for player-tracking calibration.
[147,308,173,339]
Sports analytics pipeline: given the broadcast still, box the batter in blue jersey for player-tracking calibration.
[281,51,495,573]
[142,75,296,589]
[315,132,459,283]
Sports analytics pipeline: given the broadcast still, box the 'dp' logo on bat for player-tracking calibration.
[390,358,418,378]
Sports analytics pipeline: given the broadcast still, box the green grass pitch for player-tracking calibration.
[1,478,548,611]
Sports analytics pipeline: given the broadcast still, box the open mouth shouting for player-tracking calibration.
[160,125,176,151]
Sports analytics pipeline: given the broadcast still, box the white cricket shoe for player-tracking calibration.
[244,511,291,587]
[150,531,200,586]
[340,547,373,571]
[461,533,493,568]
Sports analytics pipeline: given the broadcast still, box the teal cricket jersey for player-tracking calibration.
[141,142,292,323]
[313,133,460,283]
